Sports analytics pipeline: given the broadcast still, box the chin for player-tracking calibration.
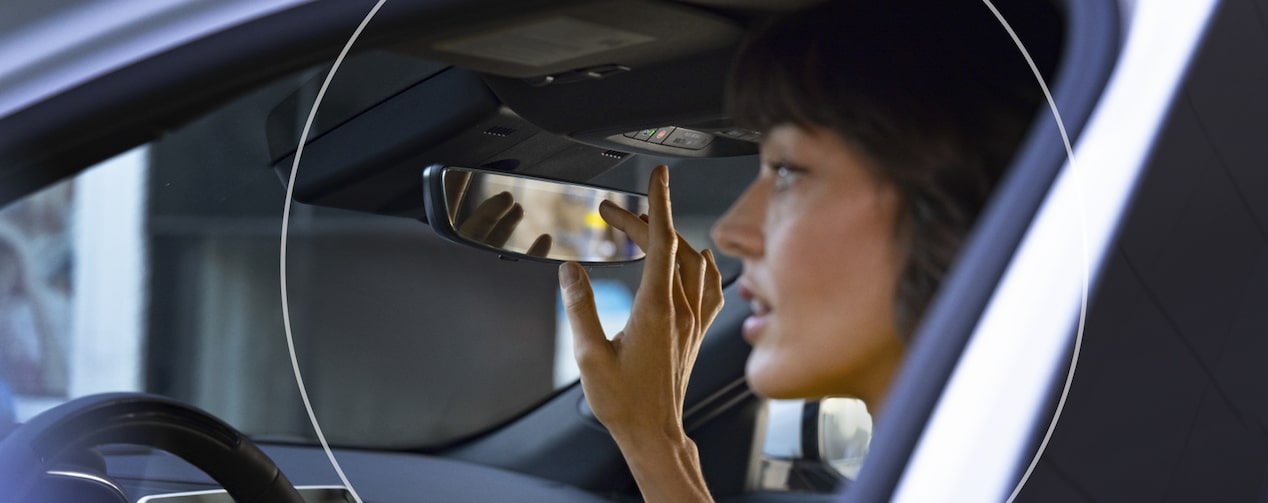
[748,380,828,400]
[744,355,854,401]
[745,359,809,399]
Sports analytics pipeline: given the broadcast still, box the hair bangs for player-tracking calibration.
[726,20,836,135]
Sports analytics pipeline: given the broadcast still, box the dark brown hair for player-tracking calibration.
[727,0,1060,338]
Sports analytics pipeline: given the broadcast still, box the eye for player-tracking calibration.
[772,163,804,192]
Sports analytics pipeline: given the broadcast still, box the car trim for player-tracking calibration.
[44,470,129,501]
[892,1,1220,501]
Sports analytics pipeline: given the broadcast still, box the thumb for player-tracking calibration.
[559,262,609,365]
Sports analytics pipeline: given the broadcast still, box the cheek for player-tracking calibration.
[769,203,900,321]
[747,200,904,398]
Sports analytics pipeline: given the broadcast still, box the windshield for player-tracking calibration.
[0,54,751,449]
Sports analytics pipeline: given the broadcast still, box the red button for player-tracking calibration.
[650,126,676,144]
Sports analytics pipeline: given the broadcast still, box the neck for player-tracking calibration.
[852,342,903,422]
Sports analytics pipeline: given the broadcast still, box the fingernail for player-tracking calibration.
[559,262,580,288]
[598,200,616,219]
[659,166,669,186]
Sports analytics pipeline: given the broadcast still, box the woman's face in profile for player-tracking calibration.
[711,124,907,408]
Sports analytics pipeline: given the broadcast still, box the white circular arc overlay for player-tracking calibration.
[280,1,388,503]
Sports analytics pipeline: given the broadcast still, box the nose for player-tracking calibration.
[711,180,765,258]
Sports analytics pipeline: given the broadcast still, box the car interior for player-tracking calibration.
[2,0,1265,501]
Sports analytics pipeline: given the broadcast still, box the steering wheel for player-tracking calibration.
[0,392,305,502]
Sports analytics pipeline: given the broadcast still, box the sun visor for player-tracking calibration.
[390,0,741,80]
[266,61,631,221]
[482,45,760,158]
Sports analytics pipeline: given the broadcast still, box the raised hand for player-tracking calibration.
[558,165,723,502]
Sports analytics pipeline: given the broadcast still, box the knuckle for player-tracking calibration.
[711,292,726,309]
[703,296,724,318]
[664,232,679,251]
[574,345,608,370]
[704,262,721,280]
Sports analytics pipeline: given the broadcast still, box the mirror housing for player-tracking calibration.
[758,398,872,491]
[422,165,649,264]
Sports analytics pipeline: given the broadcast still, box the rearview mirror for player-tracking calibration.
[422,165,649,264]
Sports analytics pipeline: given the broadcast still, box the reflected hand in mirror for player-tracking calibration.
[458,191,553,257]
[422,165,648,263]
[442,169,552,257]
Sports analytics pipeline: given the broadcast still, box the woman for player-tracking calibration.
[558,0,1056,500]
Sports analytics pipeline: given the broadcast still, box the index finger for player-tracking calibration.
[598,200,648,249]
[602,205,703,280]
[640,165,677,300]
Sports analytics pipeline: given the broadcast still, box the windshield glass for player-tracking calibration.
[0,54,751,448]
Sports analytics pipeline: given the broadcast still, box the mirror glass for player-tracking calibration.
[423,166,649,263]
[819,398,872,480]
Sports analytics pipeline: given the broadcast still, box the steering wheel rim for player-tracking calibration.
[0,392,305,503]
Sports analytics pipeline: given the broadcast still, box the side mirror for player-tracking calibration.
[758,398,873,492]
[422,165,649,264]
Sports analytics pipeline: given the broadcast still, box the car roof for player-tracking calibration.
[0,0,753,205]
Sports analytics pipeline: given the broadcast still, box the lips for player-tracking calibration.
[738,280,771,343]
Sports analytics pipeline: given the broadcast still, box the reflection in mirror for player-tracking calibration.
[423,165,649,264]
[819,398,872,480]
